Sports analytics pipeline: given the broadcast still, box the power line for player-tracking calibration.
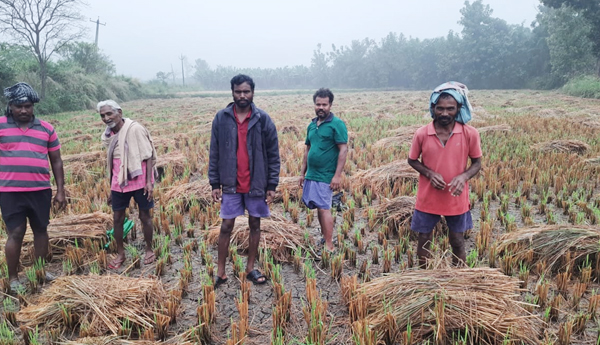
[89,17,106,47]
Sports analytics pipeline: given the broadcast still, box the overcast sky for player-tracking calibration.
[81,0,541,81]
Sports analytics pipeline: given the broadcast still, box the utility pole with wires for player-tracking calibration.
[90,17,106,47]
[179,55,185,86]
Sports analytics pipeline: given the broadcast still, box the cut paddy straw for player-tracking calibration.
[351,160,418,196]
[355,267,542,344]
[497,224,600,273]
[59,336,193,344]
[162,179,212,207]
[207,215,315,261]
[17,275,170,336]
[369,196,415,229]
[273,176,302,203]
[532,139,590,155]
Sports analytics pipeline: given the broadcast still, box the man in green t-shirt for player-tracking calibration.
[299,88,348,252]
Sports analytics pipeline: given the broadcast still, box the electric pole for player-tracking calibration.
[180,55,185,86]
[90,17,106,47]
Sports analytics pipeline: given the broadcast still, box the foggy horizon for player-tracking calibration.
[81,0,540,81]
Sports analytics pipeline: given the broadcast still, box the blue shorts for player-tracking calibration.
[411,209,473,234]
[220,193,270,219]
[111,189,154,211]
[301,180,332,210]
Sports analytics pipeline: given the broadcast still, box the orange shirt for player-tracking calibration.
[409,122,482,216]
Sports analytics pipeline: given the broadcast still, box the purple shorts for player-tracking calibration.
[411,209,473,233]
[301,180,332,210]
[220,193,270,219]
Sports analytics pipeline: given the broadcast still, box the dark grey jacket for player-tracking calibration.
[208,102,280,197]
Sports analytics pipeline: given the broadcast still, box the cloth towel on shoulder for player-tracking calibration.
[102,118,158,188]
[429,81,473,124]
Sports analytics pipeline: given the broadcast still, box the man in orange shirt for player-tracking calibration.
[407,82,482,267]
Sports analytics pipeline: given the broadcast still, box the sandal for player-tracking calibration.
[144,252,156,265]
[108,256,126,270]
[246,269,267,285]
[214,276,228,289]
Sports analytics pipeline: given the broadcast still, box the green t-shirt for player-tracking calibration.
[305,113,348,183]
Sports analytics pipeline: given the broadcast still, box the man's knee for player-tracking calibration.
[220,219,235,235]
[113,211,126,224]
[248,216,261,232]
[6,223,27,242]
[418,232,433,243]
[448,232,465,250]
[139,209,152,222]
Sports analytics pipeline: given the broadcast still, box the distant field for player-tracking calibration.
[3,89,600,344]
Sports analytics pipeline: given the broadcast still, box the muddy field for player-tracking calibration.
[2,89,600,344]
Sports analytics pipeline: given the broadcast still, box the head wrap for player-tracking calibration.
[4,82,40,105]
[429,81,473,124]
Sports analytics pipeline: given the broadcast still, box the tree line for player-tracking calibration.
[174,0,597,91]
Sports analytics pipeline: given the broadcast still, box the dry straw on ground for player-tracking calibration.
[207,215,314,262]
[497,225,600,273]
[352,160,418,196]
[62,151,105,164]
[162,179,212,206]
[370,196,415,228]
[59,336,193,345]
[532,139,590,155]
[273,176,302,203]
[355,267,541,344]
[18,275,170,336]
[155,152,186,176]
[476,124,512,133]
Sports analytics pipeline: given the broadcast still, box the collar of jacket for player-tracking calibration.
[223,102,262,128]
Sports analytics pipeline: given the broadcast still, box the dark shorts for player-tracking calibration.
[301,180,332,210]
[220,193,270,219]
[0,189,52,232]
[411,209,473,234]
[111,189,154,211]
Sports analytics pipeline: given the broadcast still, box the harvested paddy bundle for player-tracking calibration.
[274,176,302,203]
[207,216,314,261]
[17,275,170,336]
[532,139,590,155]
[370,196,415,229]
[476,124,512,133]
[155,152,186,177]
[585,156,600,165]
[352,160,418,196]
[387,124,420,137]
[61,133,94,145]
[497,225,600,273]
[62,151,105,164]
[356,268,541,344]
[372,136,412,149]
[162,179,212,207]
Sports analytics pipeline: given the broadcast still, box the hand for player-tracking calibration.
[107,193,112,206]
[53,189,67,210]
[428,172,446,190]
[299,176,305,188]
[330,175,341,191]
[211,189,222,203]
[266,190,276,205]
[448,174,468,196]
[144,183,154,201]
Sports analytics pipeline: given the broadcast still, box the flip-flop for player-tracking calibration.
[108,257,126,270]
[214,276,228,289]
[246,269,267,285]
[143,252,156,265]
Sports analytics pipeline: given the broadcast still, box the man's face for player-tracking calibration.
[99,105,123,129]
[433,97,459,126]
[9,102,34,124]
[314,96,332,119]
[232,82,254,109]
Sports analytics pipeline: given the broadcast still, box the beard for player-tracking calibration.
[435,116,454,126]
[315,109,329,118]
[235,97,253,108]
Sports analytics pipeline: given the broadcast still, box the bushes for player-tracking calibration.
[562,75,600,99]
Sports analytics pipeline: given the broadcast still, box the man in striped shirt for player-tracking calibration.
[1,82,66,292]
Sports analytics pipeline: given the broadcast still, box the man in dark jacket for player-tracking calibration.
[209,74,280,287]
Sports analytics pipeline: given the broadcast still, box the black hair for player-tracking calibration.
[313,88,334,104]
[230,74,255,91]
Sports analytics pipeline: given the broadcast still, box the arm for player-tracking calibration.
[48,150,67,210]
[299,144,310,187]
[330,143,348,190]
[407,157,446,190]
[264,116,280,204]
[208,115,221,202]
[448,157,482,196]
[143,158,154,201]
